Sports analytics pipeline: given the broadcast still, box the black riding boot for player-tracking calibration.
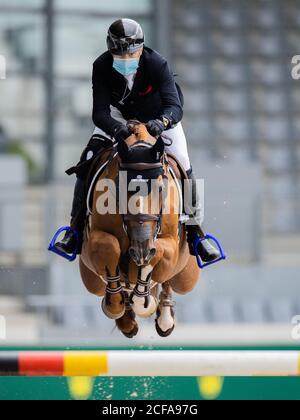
[54,135,113,256]
[55,178,86,255]
[185,169,221,262]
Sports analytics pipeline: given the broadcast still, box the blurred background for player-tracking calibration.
[0,0,300,348]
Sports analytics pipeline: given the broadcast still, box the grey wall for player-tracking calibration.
[191,156,262,262]
[0,156,26,251]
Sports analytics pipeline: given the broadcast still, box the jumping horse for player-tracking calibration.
[49,122,225,338]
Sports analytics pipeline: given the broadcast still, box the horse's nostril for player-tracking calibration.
[129,247,156,264]
[147,248,157,260]
[150,248,157,257]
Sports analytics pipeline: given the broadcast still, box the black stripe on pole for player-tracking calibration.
[0,352,19,375]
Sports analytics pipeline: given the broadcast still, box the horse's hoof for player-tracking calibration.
[155,301,176,337]
[101,297,125,320]
[122,324,139,339]
[131,295,158,318]
[155,318,175,337]
[116,309,139,338]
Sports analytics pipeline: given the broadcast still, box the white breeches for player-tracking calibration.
[93,106,191,171]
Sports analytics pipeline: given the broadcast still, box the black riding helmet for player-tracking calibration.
[107,18,145,55]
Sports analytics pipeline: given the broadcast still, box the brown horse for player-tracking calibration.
[80,123,200,338]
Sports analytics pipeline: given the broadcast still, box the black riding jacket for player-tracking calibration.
[92,46,184,138]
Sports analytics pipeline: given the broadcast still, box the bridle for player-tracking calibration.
[122,210,163,241]
[119,159,165,241]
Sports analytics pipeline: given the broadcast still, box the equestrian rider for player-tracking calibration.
[55,18,220,263]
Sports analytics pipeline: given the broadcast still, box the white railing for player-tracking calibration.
[0,350,299,376]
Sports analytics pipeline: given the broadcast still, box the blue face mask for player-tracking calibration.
[113,58,140,76]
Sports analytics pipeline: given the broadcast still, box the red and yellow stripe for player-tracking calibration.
[0,351,108,376]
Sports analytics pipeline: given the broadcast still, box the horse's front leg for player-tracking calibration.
[130,265,158,318]
[88,230,125,320]
[151,237,179,283]
[129,237,178,318]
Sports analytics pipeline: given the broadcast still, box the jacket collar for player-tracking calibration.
[130,53,145,95]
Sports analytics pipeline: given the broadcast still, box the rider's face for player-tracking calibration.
[113,47,143,60]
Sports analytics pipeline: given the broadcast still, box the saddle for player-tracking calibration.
[164,154,191,224]
[85,146,116,214]
[85,142,189,224]
[166,153,188,183]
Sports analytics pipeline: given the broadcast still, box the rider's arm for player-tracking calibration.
[92,61,123,138]
[157,59,183,128]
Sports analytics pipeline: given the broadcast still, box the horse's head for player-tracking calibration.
[117,122,165,266]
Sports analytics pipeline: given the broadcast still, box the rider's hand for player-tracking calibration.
[146,119,166,137]
[113,124,131,143]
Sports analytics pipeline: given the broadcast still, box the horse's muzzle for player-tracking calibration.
[129,242,157,266]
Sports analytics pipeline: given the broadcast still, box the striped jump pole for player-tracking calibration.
[0,351,300,377]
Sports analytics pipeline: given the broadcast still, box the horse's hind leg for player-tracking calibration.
[154,258,200,337]
[80,257,106,297]
[115,292,139,339]
[155,281,176,337]
[170,256,201,295]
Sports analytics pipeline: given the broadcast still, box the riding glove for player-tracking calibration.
[146,119,166,137]
[114,124,131,143]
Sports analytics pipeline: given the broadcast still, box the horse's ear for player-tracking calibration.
[117,140,130,159]
[152,137,165,158]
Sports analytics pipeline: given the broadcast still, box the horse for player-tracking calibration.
[79,122,201,338]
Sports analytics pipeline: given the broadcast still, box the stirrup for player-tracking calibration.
[48,226,80,262]
[194,234,226,269]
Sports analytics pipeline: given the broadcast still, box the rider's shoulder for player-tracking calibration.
[143,46,167,65]
[93,51,113,68]
[143,47,168,76]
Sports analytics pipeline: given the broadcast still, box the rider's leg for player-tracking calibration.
[55,177,86,255]
[185,169,221,260]
[164,123,221,261]
[55,133,113,255]
[57,107,128,254]
[164,123,191,172]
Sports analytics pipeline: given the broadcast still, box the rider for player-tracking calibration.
[55,18,220,263]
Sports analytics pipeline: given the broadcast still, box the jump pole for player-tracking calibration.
[0,351,299,377]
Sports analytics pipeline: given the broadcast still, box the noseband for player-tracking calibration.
[119,161,164,241]
[123,214,160,223]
